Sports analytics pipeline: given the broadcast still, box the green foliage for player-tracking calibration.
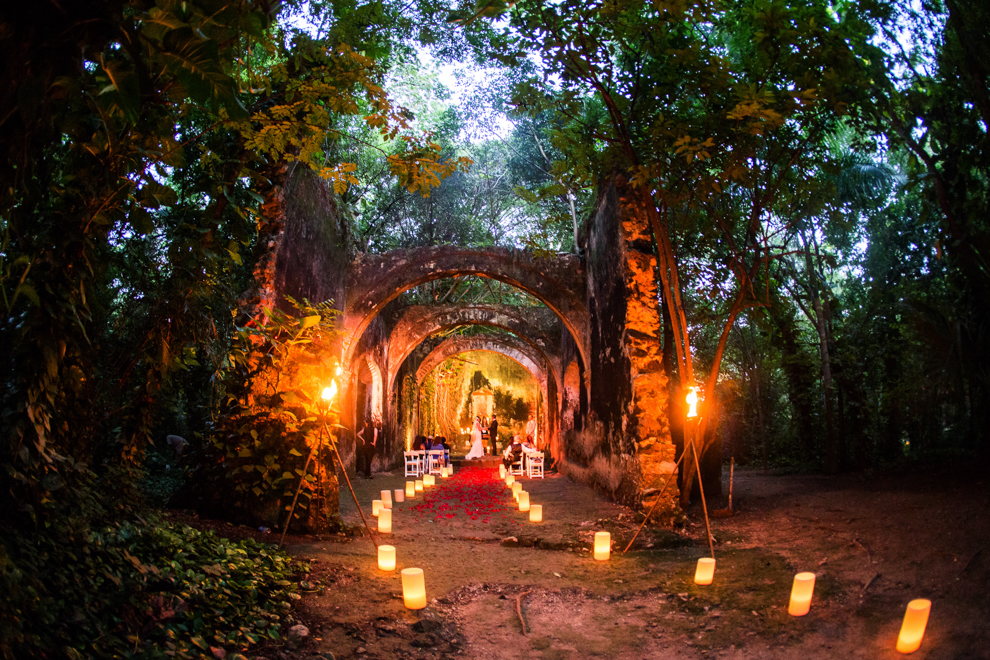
[1,513,301,660]
[200,298,342,526]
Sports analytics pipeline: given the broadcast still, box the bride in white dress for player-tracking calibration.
[465,416,485,459]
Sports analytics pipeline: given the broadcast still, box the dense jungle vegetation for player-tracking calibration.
[1,0,987,657]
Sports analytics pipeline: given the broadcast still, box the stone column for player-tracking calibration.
[582,176,678,517]
[615,183,680,520]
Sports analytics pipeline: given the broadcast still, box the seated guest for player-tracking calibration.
[523,435,537,451]
[437,437,450,464]
[412,435,425,451]
[502,435,523,469]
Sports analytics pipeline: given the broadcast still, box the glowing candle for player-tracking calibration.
[381,490,392,509]
[529,504,543,522]
[378,508,392,533]
[423,474,434,487]
[405,481,415,497]
[378,545,396,571]
[594,531,611,561]
[686,386,699,418]
[441,466,448,478]
[401,568,427,609]
[448,464,454,475]
[512,482,522,500]
[518,491,530,512]
[415,480,423,492]
[499,464,507,478]
[506,475,515,487]
[694,558,715,585]
[394,488,404,503]
[788,572,816,616]
[372,499,382,517]
[896,599,931,653]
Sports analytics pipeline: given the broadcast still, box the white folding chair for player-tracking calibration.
[509,452,525,477]
[427,450,445,475]
[527,452,545,479]
[404,451,422,477]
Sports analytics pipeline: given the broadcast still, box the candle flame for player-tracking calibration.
[686,387,699,418]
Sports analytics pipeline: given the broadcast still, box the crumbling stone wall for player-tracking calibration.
[562,177,678,514]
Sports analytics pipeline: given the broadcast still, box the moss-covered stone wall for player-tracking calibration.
[563,177,678,516]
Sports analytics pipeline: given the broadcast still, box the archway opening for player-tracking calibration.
[418,350,542,456]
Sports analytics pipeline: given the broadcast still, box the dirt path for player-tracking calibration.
[282,459,990,660]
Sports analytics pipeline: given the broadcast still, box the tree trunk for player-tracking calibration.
[801,232,837,473]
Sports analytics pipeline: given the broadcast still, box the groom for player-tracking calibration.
[488,414,499,455]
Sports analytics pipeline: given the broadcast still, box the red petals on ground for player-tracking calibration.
[406,465,517,523]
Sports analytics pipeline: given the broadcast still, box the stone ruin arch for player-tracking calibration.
[383,303,563,394]
[258,169,680,512]
[415,335,548,389]
[410,334,553,450]
[342,246,590,380]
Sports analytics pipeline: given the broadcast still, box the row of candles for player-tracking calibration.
[367,464,930,654]
[587,535,929,653]
[370,463,550,609]
[368,465,459,609]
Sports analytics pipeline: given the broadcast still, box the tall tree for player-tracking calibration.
[474,0,880,501]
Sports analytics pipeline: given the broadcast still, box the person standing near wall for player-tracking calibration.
[356,419,378,479]
[488,414,499,455]
[525,415,537,450]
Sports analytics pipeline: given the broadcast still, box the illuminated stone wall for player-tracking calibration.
[564,177,678,516]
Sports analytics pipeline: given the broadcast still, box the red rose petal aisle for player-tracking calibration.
[408,464,521,526]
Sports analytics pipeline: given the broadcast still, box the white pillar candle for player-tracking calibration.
[405,481,415,497]
[594,531,611,561]
[378,507,392,533]
[694,558,715,585]
[401,568,427,609]
[378,545,396,571]
[415,480,423,492]
[394,488,404,503]
[381,490,392,509]
[372,499,382,517]
[518,491,530,512]
[896,599,931,653]
[788,572,816,616]
[529,504,543,522]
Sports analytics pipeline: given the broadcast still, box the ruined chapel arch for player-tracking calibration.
[342,246,590,386]
[409,335,552,450]
[383,304,563,395]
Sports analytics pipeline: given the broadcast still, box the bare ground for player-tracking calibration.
[247,458,990,660]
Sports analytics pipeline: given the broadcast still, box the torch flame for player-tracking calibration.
[322,380,338,402]
[686,387,699,418]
